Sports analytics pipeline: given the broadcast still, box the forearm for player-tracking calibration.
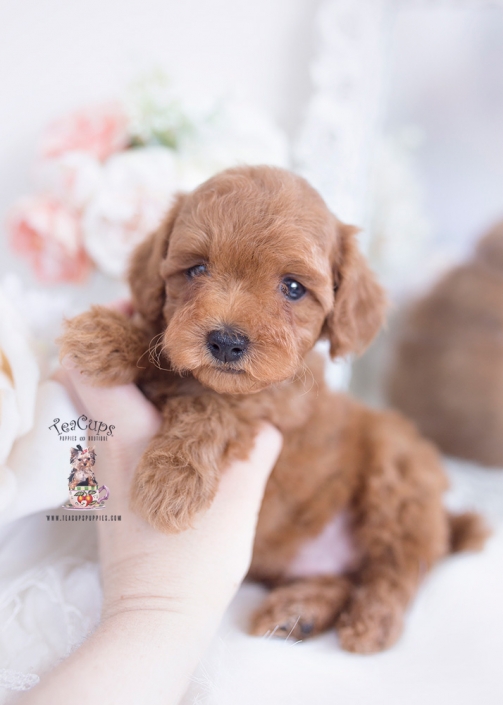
[15,608,220,705]
[22,357,282,705]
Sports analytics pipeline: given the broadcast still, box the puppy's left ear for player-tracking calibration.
[322,220,387,359]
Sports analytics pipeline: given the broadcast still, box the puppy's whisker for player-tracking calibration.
[295,359,317,396]
[286,616,301,641]
[136,334,163,369]
[291,358,308,384]
[146,333,174,372]
[135,348,151,369]
[145,332,163,361]
[151,340,164,367]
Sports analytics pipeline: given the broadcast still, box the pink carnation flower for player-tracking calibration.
[7,196,92,284]
[39,103,129,161]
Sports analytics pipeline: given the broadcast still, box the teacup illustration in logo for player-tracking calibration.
[63,445,109,510]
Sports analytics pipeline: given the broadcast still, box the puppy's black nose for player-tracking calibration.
[207,329,249,363]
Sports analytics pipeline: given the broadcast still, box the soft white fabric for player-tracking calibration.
[0,511,100,700]
[0,459,502,704]
[182,531,503,705]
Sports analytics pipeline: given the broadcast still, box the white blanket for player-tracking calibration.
[1,460,502,705]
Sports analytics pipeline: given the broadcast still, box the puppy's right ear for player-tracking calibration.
[128,193,187,328]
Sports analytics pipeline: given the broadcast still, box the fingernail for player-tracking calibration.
[61,355,77,370]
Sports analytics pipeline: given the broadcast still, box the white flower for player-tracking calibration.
[0,278,79,523]
[0,291,39,511]
[1,381,76,525]
[0,293,39,459]
[83,147,178,278]
[1,274,76,379]
[33,151,103,210]
[125,71,195,149]
[81,86,289,280]
[206,98,289,167]
[175,99,290,190]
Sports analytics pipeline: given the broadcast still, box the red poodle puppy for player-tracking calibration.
[60,166,487,653]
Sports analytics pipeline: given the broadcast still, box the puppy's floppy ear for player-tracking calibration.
[128,193,187,328]
[322,220,387,359]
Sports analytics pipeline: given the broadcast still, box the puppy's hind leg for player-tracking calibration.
[250,575,351,640]
[336,410,453,654]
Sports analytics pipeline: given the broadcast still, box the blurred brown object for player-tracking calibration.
[387,221,503,467]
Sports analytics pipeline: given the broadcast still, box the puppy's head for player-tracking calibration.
[71,447,96,470]
[129,166,386,394]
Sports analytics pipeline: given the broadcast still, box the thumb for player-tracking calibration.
[186,423,283,590]
[210,423,283,523]
[59,357,161,442]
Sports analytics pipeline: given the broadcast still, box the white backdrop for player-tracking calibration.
[0,0,320,277]
[388,5,503,260]
[1,3,503,702]
[2,1,503,287]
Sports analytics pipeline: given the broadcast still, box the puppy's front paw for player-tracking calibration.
[130,446,218,533]
[250,576,350,641]
[336,586,405,653]
[59,306,146,385]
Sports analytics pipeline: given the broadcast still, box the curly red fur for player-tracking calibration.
[60,166,489,653]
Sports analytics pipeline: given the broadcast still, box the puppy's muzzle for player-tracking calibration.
[207,328,249,363]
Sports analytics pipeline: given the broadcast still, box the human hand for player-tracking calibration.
[25,339,282,705]
[59,356,282,623]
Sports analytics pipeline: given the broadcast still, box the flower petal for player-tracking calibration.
[0,293,39,443]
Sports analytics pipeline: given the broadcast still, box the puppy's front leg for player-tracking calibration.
[130,394,258,533]
[60,306,150,385]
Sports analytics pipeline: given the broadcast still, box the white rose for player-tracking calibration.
[206,99,290,168]
[0,293,39,462]
[0,283,79,522]
[175,100,290,191]
[0,380,76,525]
[0,291,39,511]
[83,147,179,278]
[33,151,103,210]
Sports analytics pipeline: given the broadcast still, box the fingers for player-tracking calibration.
[183,424,283,591]
[106,299,134,317]
[55,298,159,443]
[240,422,283,495]
[60,357,161,442]
[212,423,283,518]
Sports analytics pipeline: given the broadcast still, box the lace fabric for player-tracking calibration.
[0,511,100,701]
[0,670,39,692]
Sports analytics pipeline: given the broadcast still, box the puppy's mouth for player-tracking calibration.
[212,364,246,375]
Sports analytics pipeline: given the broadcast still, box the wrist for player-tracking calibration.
[101,576,233,628]
[99,537,242,625]
[99,600,224,679]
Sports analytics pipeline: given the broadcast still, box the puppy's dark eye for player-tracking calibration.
[186,264,207,278]
[281,278,306,301]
